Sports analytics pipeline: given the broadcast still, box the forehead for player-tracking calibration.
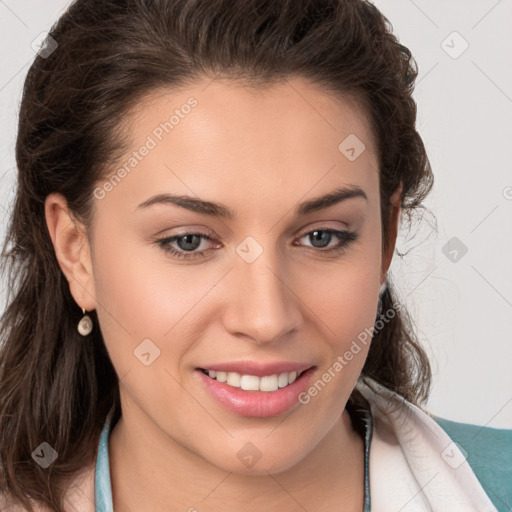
[128,76,375,153]
[95,77,379,218]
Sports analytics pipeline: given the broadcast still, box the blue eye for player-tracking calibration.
[155,232,216,260]
[297,229,358,251]
[155,228,358,261]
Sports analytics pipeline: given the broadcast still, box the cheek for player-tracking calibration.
[91,225,213,374]
[303,234,382,350]
[91,224,182,333]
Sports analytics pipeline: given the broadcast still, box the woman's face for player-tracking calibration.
[73,77,397,473]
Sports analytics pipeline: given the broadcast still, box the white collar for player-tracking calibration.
[356,377,498,511]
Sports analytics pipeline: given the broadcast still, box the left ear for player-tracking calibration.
[381,182,403,283]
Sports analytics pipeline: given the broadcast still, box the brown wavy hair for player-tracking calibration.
[0,0,434,510]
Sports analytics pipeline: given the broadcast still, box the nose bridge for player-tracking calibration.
[225,237,302,343]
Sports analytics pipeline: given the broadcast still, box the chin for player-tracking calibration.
[204,445,308,476]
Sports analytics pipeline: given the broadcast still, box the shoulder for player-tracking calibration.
[433,415,512,512]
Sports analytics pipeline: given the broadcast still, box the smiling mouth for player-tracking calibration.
[198,368,310,392]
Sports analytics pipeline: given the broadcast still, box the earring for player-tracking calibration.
[77,307,93,336]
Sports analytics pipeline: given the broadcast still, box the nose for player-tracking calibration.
[221,250,304,345]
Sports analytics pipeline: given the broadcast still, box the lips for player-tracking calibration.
[195,365,316,417]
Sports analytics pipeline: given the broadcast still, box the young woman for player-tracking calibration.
[1,1,510,511]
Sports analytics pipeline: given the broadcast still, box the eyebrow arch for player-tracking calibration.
[134,185,368,219]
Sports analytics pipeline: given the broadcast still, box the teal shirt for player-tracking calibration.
[95,420,113,512]
[433,415,512,512]
[94,401,511,511]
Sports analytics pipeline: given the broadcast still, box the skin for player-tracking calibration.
[45,76,401,511]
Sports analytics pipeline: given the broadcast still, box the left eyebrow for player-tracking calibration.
[134,185,368,219]
[296,185,368,216]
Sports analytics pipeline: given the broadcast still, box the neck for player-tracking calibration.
[109,405,365,512]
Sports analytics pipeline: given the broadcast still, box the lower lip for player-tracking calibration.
[194,368,315,418]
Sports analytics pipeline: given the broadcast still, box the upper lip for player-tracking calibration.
[197,361,314,377]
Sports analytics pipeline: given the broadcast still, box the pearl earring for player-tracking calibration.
[78,307,93,336]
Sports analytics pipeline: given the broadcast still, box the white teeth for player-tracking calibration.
[226,372,241,387]
[277,373,289,388]
[260,375,279,392]
[203,369,305,391]
[240,375,260,391]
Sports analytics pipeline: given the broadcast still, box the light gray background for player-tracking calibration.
[1,0,511,428]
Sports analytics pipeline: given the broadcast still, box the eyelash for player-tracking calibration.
[155,228,358,261]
